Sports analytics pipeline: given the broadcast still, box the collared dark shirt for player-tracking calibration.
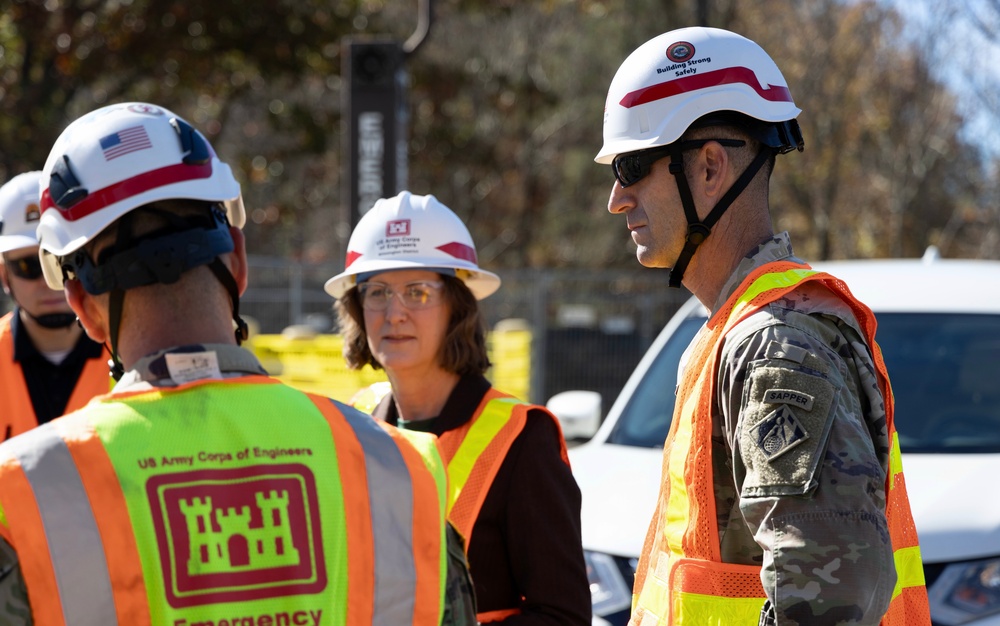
[11,309,104,425]
[375,373,591,625]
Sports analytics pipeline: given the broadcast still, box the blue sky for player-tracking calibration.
[889,0,1000,158]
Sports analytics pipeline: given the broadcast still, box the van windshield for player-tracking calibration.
[606,313,1000,454]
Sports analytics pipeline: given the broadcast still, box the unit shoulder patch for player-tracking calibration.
[762,388,815,411]
[738,362,836,497]
[749,404,809,461]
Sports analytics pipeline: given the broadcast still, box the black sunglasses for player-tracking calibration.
[611,138,747,188]
[5,255,44,281]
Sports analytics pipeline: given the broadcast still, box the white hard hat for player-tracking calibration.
[0,171,44,254]
[596,26,801,164]
[36,102,245,290]
[325,191,501,300]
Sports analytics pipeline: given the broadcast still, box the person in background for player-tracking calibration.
[597,26,931,625]
[328,191,591,625]
[0,170,108,437]
[0,102,474,625]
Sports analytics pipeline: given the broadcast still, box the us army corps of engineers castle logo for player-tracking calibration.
[146,464,326,607]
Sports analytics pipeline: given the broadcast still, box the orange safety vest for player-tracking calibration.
[438,388,570,548]
[0,375,449,625]
[630,261,931,626]
[354,384,571,624]
[444,388,570,624]
[0,311,110,437]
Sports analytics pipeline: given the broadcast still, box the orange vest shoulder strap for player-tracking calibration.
[64,350,113,413]
[0,314,40,437]
[443,387,568,549]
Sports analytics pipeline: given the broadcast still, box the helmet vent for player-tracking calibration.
[49,156,89,210]
[171,117,211,165]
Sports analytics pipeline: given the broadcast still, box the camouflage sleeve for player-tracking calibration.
[441,523,477,626]
[718,311,895,626]
[0,536,31,625]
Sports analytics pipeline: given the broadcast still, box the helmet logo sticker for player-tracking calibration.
[25,203,40,223]
[666,41,695,63]
[656,42,712,79]
[128,103,164,116]
[386,219,411,237]
[146,464,326,608]
[100,125,152,161]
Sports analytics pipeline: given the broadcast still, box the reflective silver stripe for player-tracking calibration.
[337,400,416,623]
[7,423,117,625]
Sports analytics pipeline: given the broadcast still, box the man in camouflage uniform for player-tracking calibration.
[597,27,929,624]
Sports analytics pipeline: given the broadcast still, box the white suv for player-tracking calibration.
[551,253,1000,625]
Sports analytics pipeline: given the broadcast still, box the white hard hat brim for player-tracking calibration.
[0,235,40,255]
[325,260,501,301]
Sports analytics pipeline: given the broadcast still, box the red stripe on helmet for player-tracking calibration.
[39,162,215,221]
[619,66,793,108]
[345,250,363,268]
[436,242,477,264]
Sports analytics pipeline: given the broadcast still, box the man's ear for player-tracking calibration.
[697,140,732,201]
[0,264,9,296]
[65,279,108,344]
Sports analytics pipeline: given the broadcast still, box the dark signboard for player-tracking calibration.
[342,38,409,227]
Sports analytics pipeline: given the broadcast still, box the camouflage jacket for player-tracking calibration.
[0,344,476,625]
[708,233,895,625]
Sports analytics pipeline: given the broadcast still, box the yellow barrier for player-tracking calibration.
[248,322,532,405]
[248,334,387,400]
[488,326,532,402]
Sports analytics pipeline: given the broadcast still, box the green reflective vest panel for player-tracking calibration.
[0,377,447,625]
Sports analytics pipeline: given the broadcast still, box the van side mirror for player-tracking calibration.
[546,390,602,440]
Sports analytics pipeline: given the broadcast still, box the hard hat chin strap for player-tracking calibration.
[207,256,250,345]
[666,144,773,288]
[104,209,132,380]
[107,288,126,381]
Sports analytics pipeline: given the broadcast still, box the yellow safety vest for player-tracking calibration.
[0,375,449,625]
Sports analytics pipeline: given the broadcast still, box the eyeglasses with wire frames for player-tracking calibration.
[357,280,445,311]
[611,138,747,188]
[3,254,45,281]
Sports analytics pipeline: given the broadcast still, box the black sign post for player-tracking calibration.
[342,38,409,228]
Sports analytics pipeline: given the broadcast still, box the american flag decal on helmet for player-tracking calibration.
[100,125,152,161]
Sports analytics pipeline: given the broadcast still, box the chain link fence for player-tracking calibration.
[241,257,694,411]
[0,256,694,415]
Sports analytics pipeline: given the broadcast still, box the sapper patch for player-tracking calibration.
[749,405,809,461]
[739,363,835,496]
[763,388,815,411]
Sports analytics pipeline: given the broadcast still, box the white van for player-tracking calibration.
[551,253,1000,625]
